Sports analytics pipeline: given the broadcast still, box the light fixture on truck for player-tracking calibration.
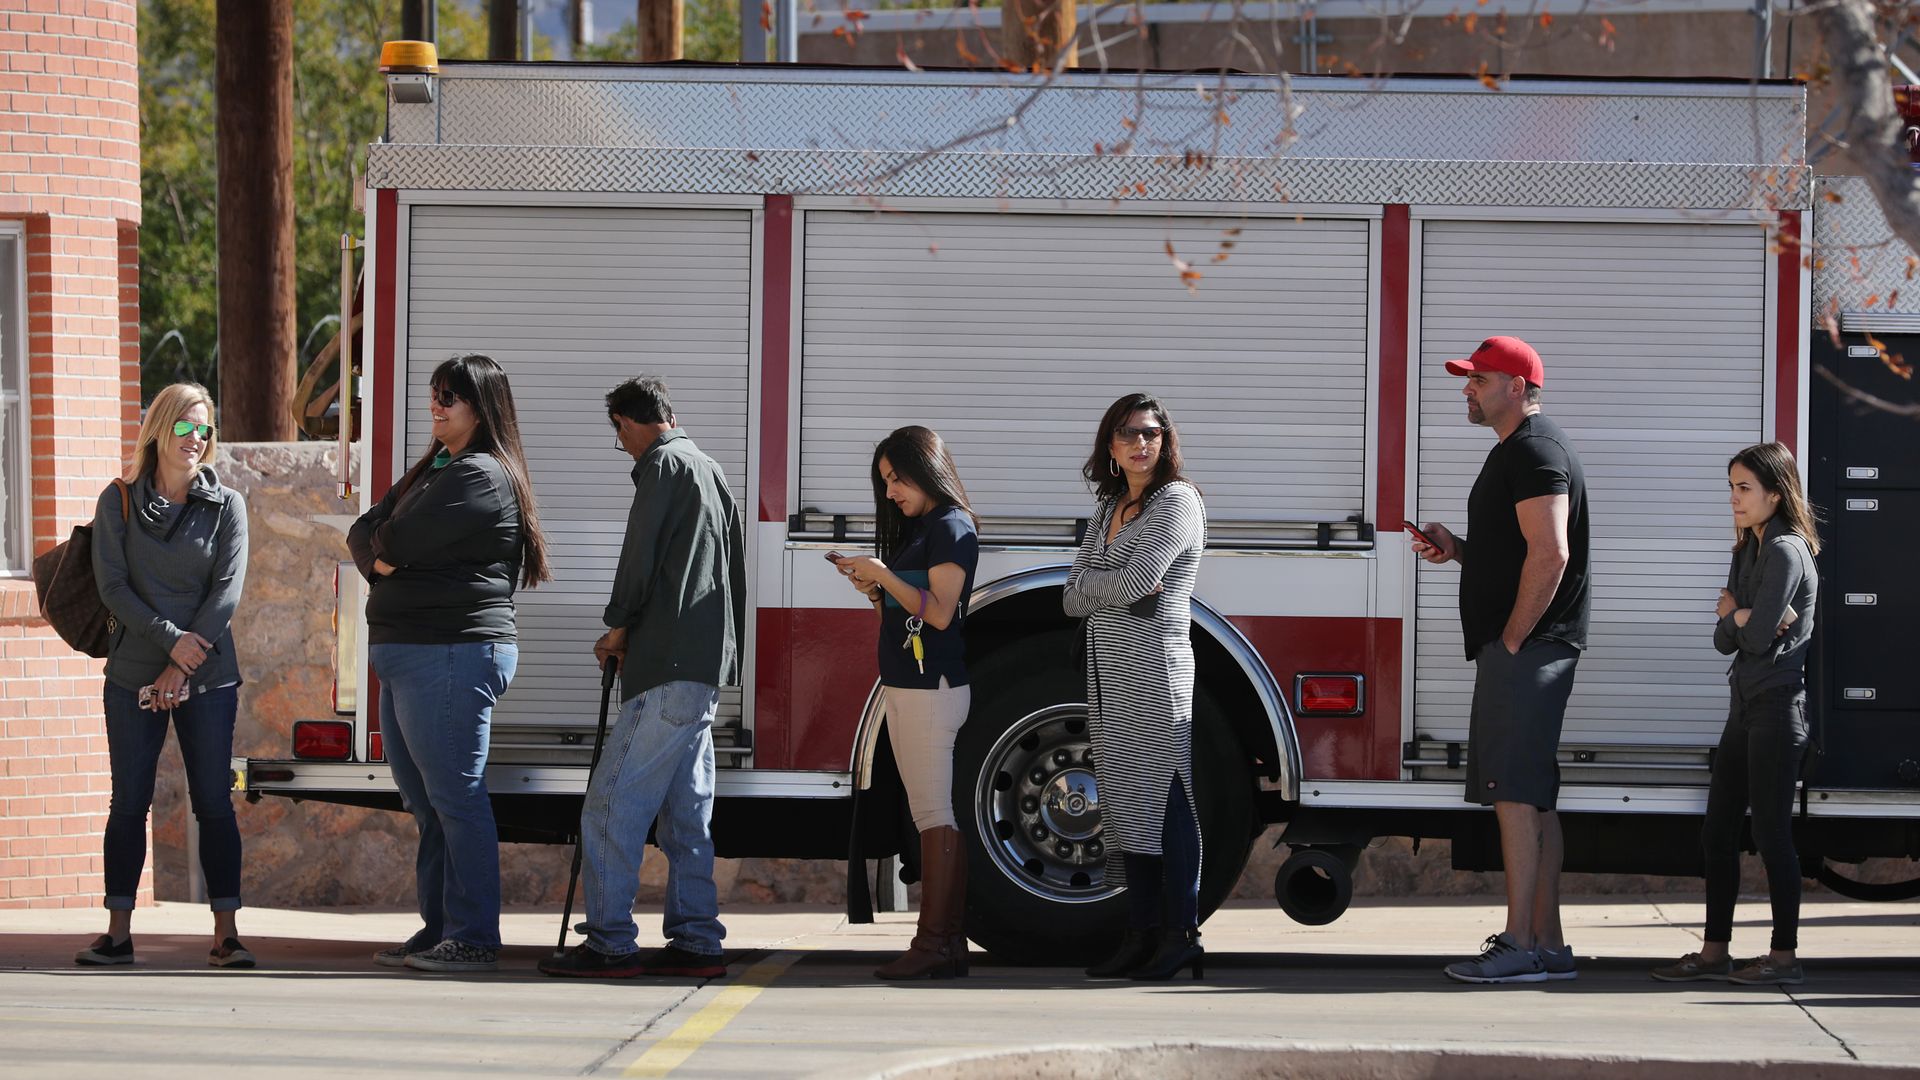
[293,720,354,761]
[379,40,438,104]
[1295,674,1364,717]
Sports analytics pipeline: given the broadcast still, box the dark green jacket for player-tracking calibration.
[606,428,747,699]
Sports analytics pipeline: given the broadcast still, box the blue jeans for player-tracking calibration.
[371,641,518,951]
[581,680,724,957]
[102,682,242,912]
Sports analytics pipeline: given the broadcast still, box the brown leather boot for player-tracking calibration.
[875,826,969,980]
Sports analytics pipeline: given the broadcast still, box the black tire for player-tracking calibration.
[954,629,1259,965]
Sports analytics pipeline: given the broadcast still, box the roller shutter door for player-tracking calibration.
[1413,219,1769,749]
[404,204,752,732]
[800,212,1372,528]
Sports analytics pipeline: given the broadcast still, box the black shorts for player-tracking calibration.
[1464,638,1581,809]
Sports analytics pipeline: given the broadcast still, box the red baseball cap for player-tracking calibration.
[1445,336,1545,388]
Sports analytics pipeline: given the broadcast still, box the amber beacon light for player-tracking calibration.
[380,40,439,104]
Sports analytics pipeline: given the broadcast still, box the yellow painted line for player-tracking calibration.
[622,950,805,1078]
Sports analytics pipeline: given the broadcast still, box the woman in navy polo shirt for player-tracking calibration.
[833,426,979,980]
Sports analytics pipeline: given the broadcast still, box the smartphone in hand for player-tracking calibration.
[1402,520,1438,549]
[824,550,845,563]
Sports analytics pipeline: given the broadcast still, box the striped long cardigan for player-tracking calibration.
[1063,480,1207,884]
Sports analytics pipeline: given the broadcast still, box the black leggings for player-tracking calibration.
[1123,775,1202,932]
[1702,685,1808,952]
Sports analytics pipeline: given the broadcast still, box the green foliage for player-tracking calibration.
[137,0,533,405]
[138,0,218,399]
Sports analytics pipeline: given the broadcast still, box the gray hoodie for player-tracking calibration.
[1712,514,1817,699]
[92,467,249,693]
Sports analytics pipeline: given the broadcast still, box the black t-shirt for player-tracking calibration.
[877,505,979,689]
[1458,412,1591,659]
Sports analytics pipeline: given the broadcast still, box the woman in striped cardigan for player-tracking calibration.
[1064,392,1208,981]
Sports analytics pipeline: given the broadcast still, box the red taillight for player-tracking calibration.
[293,720,354,760]
[1296,674,1364,716]
[369,731,385,762]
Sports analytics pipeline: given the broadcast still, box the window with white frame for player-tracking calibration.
[0,225,25,574]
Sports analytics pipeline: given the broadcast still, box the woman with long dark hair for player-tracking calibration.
[1653,441,1819,987]
[1064,393,1208,981]
[833,426,980,980]
[77,383,252,968]
[348,354,550,973]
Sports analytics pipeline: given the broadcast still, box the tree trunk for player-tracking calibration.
[488,0,519,61]
[639,0,684,62]
[1822,0,1920,255]
[1000,0,1077,72]
[214,0,295,441]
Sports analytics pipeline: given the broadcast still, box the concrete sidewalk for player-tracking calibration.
[1,897,1917,1077]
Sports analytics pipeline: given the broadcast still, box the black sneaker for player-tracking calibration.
[209,937,256,969]
[403,939,499,972]
[636,945,726,978]
[538,944,647,979]
[75,934,134,966]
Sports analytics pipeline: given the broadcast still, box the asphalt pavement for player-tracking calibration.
[2,897,1918,1078]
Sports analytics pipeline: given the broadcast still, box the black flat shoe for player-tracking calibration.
[75,934,133,966]
[1129,928,1203,981]
[1086,928,1161,979]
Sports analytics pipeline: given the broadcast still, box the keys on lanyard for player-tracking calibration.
[903,616,926,675]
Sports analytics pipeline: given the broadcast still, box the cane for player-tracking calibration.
[554,656,620,957]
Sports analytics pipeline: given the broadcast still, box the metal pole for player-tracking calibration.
[1753,0,1773,80]
[740,0,767,62]
[523,0,536,61]
[338,234,356,501]
[776,0,797,62]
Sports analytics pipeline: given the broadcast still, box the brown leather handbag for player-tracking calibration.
[30,478,130,658]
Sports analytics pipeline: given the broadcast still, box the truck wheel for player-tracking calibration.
[954,630,1258,965]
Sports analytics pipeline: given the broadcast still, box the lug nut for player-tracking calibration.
[1029,768,1048,785]
[1030,824,1049,841]
[1021,796,1040,813]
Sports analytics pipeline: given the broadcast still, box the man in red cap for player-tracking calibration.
[1414,336,1591,985]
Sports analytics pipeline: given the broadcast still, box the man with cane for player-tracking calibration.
[540,376,747,980]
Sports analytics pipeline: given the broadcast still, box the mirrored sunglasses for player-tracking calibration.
[171,420,213,439]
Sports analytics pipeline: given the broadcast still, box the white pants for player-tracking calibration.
[884,678,971,831]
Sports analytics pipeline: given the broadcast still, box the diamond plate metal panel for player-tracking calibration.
[366,142,1805,211]
[1813,175,1920,318]
[370,69,1807,210]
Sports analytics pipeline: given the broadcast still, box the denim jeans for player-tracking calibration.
[102,682,242,912]
[581,680,724,957]
[1703,684,1809,952]
[371,641,518,951]
[1123,774,1202,932]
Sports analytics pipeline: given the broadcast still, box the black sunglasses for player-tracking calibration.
[1114,424,1165,443]
[432,387,462,408]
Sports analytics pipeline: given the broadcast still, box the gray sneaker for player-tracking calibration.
[1443,933,1546,984]
[373,932,435,968]
[403,939,498,972]
[1651,951,1732,982]
[1539,943,1577,981]
[1728,955,1805,986]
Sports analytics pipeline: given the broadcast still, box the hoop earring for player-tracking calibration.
[1109,457,1120,477]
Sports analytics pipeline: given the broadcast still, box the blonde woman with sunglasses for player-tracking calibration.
[77,383,253,969]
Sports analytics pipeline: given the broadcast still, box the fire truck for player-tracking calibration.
[238,54,1920,961]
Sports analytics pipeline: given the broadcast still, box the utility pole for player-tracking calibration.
[572,0,595,50]
[1001,0,1077,71]
[402,0,437,43]
[488,0,518,60]
[639,0,684,61]
[215,0,296,440]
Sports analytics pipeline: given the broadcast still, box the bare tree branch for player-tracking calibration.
[1822,0,1920,254]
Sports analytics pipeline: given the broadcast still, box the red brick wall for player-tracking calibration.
[0,0,142,909]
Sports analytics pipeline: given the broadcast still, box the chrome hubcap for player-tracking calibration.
[973,703,1114,904]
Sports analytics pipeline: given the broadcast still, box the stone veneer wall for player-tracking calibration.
[153,443,1876,911]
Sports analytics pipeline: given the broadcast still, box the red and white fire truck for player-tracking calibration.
[240,55,1920,960]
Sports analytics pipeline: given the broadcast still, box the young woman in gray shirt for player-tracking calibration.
[1654,441,1820,987]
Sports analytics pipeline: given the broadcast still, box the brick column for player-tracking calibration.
[0,0,144,909]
